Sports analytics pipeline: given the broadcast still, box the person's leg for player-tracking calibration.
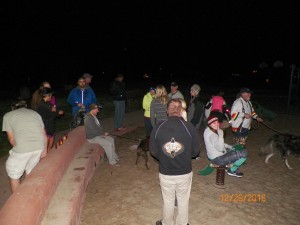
[119,100,126,127]
[176,172,193,225]
[159,173,176,225]
[211,149,248,166]
[47,136,54,152]
[233,128,249,146]
[114,100,121,129]
[10,179,21,193]
[6,150,39,194]
[230,158,247,172]
[144,117,153,138]
[105,136,119,161]
[88,137,118,165]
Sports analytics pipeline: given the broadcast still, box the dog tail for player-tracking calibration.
[129,144,138,151]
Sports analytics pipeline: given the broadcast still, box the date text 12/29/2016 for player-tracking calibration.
[221,194,266,203]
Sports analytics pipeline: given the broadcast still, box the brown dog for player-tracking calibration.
[135,138,150,170]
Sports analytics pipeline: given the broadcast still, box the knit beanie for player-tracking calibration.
[191,84,201,95]
[207,115,219,126]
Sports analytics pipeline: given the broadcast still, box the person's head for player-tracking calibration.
[77,77,86,89]
[11,97,27,110]
[116,73,124,82]
[155,85,167,98]
[239,88,252,101]
[207,115,219,130]
[83,73,93,84]
[149,87,156,96]
[40,87,54,101]
[39,81,51,89]
[89,103,102,116]
[190,84,201,97]
[170,82,178,94]
[167,99,182,117]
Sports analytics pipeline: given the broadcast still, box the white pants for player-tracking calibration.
[87,136,119,165]
[159,171,193,225]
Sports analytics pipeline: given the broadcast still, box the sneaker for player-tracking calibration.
[227,169,243,178]
[116,127,127,131]
[111,162,120,167]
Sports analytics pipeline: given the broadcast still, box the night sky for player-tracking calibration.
[2,1,300,92]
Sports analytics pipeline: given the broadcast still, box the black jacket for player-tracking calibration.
[110,80,126,101]
[149,116,200,175]
[36,100,60,135]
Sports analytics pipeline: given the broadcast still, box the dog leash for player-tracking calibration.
[109,134,142,141]
[252,119,283,135]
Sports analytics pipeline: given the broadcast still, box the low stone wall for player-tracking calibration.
[0,126,104,225]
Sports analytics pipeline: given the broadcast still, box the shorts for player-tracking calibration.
[6,149,43,179]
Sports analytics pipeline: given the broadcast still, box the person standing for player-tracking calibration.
[168,82,184,100]
[36,87,64,153]
[142,87,156,138]
[187,84,204,130]
[110,73,127,131]
[67,77,97,125]
[84,104,120,166]
[150,85,169,127]
[2,98,47,193]
[150,99,200,225]
[83,73,98,101]
[31,81,56,110]
[231,88,263,146]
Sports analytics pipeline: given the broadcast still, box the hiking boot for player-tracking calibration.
[227,169,243,178]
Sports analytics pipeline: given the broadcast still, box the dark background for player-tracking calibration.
[1,1,300,95]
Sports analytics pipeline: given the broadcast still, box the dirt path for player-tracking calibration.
[79,118,300,225]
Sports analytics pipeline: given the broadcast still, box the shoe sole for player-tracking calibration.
[227,172,243,178]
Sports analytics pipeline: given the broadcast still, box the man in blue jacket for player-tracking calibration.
[150,99,200,225]
[67,77,97,125]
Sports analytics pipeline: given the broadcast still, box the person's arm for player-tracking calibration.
[231,100,244,121]
[142,95,148,111]
[149,126,159,159]
[210,129,226,153]
[6,131,16,147]
[150,101,156,127]
[190,126,200,158]
[40,128,48,159]
[191,100,204,126]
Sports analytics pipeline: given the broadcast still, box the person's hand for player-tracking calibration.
[104,132,109,136]
[256,117,263,123]
[244,113,251,119]
[58,110,64,115]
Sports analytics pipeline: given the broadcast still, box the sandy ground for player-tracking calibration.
[1,103,300,225]
[79,112,300,225]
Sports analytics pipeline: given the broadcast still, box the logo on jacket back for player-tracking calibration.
[163,138,184,158]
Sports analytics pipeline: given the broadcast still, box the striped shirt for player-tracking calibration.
[150,98,168,127]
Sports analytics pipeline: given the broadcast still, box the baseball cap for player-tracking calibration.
[83,73,93,78]
[240,88,253,94]
[170,82,178,87]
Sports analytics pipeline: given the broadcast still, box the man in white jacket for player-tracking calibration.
[231,88,263,145]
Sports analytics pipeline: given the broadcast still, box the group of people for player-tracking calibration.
[148,86,263,225]
[143,82,204,140]
[2,74,263,225]
[1,72,126,193]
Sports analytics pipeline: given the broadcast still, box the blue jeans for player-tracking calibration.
[114,100,125,129]
[211,148,248,171]
[144,117,153,138]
